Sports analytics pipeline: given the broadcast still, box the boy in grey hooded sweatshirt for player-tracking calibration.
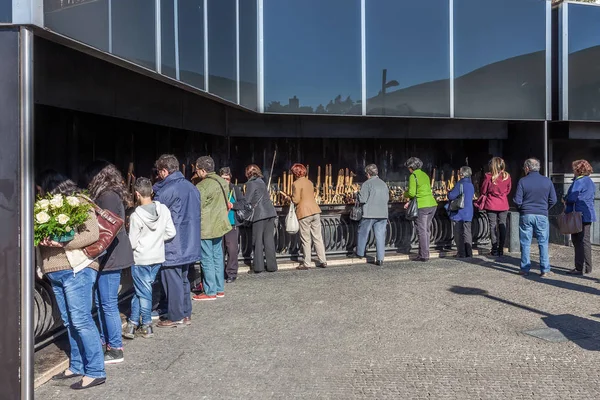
[123,178,176,339]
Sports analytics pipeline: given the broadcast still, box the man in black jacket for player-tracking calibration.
[219,167,244,282]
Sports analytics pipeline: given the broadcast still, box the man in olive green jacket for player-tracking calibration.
[193,156,232,301]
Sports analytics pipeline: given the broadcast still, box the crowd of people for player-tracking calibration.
[36,154,595,390]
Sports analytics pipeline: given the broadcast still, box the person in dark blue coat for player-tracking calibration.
[565,159,597,275]
[152,154,201,327]
[447,166,475,258]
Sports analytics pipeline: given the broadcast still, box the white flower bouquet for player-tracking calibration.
[34,194,92,246]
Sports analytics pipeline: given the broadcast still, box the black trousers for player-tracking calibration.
[224,226,240,279]
[487,211,508,251]
[453,221,473,258]
[572,222,592,273]
[160,264,192,322]
[252,218,278,272]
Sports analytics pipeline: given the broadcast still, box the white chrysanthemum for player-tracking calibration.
[66,196,80,207]
[57,214,70,225]
[37,199,50,211]
[49,194,64,209]
[36,211,51,224]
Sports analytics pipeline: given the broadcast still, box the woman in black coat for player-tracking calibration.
[244,164,278,273]
[83,161,134,364]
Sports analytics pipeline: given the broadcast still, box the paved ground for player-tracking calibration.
[36,245,600,399]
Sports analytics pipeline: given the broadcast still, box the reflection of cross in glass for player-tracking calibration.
[381,69,399,115]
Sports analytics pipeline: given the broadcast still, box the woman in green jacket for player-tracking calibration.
[404,157,437,261]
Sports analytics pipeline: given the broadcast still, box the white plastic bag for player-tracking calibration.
[286,203,299,234]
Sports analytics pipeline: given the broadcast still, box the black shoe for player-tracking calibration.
[375,260,383,267]
[70,377,106,390]
[567,269,583,275]
[52,370,82,381]
[347,253,364,259]
[316,263,327,268]
[226,277,237,283]
[139,324,154,338]
[413,257,428,262]
[104,348,124,364]
[122,321,137,340]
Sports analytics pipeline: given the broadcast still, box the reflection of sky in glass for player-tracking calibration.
[0,1,10,22]
[366,0,449,95]
[111,0,156,70]
[178,0,204,90]
[454,0,546,77]
[264,0,361,111]
[208,0,236,101]
[568,3,600,53]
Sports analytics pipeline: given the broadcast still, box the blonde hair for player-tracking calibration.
[489,157,509,183]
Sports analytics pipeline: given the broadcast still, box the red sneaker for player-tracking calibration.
[192,293,216,301]
[216,292,225,298]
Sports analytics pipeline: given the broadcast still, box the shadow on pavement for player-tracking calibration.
[449,286,600,351]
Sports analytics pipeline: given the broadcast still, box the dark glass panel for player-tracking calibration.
[0,0,10,22]
[44,0,109,52]
[366,0,449,117]
[568,3,600,121]
[161,0,176,79]
[454,0,547,119]
[240,0,258,110]
[208,0,237,102]
[178,0,205,90]
[112,0,156,70]
[264,0,361,115]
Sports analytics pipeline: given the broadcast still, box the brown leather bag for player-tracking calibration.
[79,195,124,259]
[558,211,583,235]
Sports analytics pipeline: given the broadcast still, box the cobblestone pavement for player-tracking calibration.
[36,245,600,399]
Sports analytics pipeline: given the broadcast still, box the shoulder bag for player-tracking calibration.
[558,210,583,235]
[79,194,124,259]
[449,183,465,212]
[405,174,419,221]
[349,192,363,221]
[236,189,265,227]
[206,176,231,211]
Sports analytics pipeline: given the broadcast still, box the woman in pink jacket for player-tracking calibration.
[480,157,512,256]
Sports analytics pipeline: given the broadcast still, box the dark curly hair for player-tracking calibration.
[83,160,127,201]
[37,169,80,196]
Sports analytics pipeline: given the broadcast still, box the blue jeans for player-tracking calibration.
[95,269,123,349]
[47,268,105,379]
[519,214,550,273]
[130,264,161,326]
[356,218,387,261]
[201,238,225,295]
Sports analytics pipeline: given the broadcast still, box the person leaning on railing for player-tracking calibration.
[564,159,596,276]
[404,157,437,262]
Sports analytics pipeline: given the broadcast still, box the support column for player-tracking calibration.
[0,27,24,399]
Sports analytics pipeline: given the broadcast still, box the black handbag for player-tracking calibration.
[449,183,465,212]
[236,193,264,227]
[349,193,363,221]
[405,174,418,221]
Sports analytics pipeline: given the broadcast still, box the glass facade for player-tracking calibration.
[366,0,450,117]
[44,0,110,52]
[454,0,547,120]
[264,0,362,115]
[39,0,555,119]
[240,0,258,111]
[568,3,600,121]
[161,0,177,79]
[208,0,237,102]
[111,0,156,70]
[0,0,10,23]
[178,0,205,91]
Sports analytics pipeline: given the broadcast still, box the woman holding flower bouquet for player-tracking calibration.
[83,161,134,365]
[37,170,106,390]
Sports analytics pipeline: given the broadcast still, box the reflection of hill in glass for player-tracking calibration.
[266,51,546,119]
[569,45,600,121]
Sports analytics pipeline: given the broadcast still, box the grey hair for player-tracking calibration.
[524,158,541,172]
[459,166,472,178]
[219,167,231,176]
[134,177,153,198]
[155,154,179,173]
[404,157,423,170]
[365,164,378,177]
[196,156,215,173]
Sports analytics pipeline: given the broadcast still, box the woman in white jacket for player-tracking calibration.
[123,178,176,338]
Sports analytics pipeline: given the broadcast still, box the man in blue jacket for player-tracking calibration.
[513,158,557,277]
[152,154,201,327]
